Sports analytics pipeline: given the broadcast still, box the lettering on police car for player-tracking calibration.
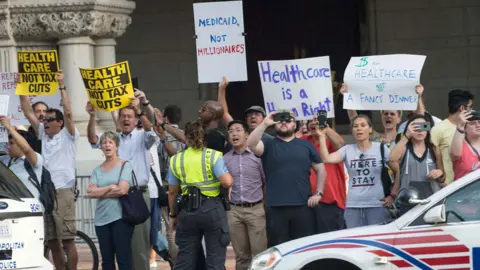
[0,261,16,269]
[29,203,41,212]
[0,242,24,250]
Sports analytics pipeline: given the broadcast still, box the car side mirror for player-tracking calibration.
[423,205,446,224]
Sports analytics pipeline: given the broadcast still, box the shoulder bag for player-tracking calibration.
[380,142,392,197]
[119,161,150,225]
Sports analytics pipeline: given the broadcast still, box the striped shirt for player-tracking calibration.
[224,148,265,204]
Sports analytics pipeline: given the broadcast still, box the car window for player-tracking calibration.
[409,178,480,226]
[444,180,480,223]
[0,162,33,200]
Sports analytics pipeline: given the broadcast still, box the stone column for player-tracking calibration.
[58,36,95,126]
[93,38,117,130]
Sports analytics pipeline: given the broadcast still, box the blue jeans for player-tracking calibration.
[150,198,160,245]
[95,219,135,270]
[344,207,390,229]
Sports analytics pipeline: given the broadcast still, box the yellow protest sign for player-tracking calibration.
[16,50,59,96]
[79,61,134,112]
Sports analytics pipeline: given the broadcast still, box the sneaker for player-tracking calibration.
[149,262,157,269]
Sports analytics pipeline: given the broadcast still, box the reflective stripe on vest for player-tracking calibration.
[170,148,222,197]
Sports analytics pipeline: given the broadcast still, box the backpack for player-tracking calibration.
[24,159,57,214]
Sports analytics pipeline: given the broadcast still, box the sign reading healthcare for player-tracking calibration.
[79,61,134,112]
[16,50,59,96]
[193,1,247,83]
[343,54,426,110]
[258,56,334,121]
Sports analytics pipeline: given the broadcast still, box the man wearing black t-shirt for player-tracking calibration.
[26,101,49,153]
[198,100,231,154]
[247,110,326,247]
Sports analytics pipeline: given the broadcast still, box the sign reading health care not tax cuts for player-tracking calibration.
[258,56,335,121]
[193,1,247,83]
[79,61,134,112]
[0,72,62,126]
[343,54,426,111]
[16,50,59,96]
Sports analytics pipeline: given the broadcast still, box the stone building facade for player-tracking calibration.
[0,0,478,173]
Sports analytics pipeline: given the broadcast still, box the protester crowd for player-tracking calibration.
[0,70,478,270]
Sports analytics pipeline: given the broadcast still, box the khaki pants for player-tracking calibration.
[45,188,76,240]
[132,190,151,270]
[228,203,267,270]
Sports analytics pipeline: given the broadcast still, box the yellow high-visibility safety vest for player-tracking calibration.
[170,147,223,197]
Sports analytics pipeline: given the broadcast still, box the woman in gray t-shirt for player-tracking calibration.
[317,115,400,228]
[390,115,445,215]
[87,132,134,270]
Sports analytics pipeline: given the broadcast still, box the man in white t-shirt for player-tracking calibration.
[1,117,43,199]
[20,72,80,270]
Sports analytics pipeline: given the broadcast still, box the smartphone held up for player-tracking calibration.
[316,110,328,129]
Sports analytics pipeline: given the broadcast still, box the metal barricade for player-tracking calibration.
[75,175,97,240]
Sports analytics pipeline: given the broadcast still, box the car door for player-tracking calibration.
[392,176,480,270]
[0,162,49,269]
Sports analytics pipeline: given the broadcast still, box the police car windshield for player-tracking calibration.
[0,162,33,200]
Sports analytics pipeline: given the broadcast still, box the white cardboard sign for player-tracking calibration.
[258,56,335,121]
[193,1,248,83]
[343,54,426,110]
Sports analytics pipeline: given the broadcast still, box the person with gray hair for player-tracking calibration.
[87,97,158,270]
[87,131,135,270]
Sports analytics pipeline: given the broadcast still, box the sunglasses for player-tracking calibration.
[45,117,57,123]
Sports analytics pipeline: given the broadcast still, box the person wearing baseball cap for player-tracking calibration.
[217,77,273,140]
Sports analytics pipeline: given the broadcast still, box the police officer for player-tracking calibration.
[167,121,233,270]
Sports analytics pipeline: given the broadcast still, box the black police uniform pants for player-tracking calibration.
[175,198,230,270]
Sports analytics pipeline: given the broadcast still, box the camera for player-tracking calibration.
[274,112,292,122]
[415,122,431,132]
[471,110,480,121]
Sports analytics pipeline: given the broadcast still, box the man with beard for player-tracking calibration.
[247,110,326,247]
[217,77,273,140]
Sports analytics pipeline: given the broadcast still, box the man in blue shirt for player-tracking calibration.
[247,110,326,247]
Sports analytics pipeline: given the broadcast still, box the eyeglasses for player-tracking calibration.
[45,117,57,122]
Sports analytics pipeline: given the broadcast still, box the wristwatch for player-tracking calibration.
[136,111,145,117]
[160,137,167,144]
[314,190,323,197]
[142,101,150,106]
[59,87,66,91]
[169,213,177,218]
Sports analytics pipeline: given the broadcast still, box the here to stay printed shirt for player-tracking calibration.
[339,142,389,208]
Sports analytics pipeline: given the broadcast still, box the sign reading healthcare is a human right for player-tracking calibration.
[16,50,59,96]
[343,54,426,110]
[79,61,134,112]
[258,56,335,121]
[193,1,247,83]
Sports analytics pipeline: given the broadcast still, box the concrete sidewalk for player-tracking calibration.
[75,243,238,269]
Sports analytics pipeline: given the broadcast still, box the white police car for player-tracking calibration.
[250,169,480,270]
[0,162,52,269]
